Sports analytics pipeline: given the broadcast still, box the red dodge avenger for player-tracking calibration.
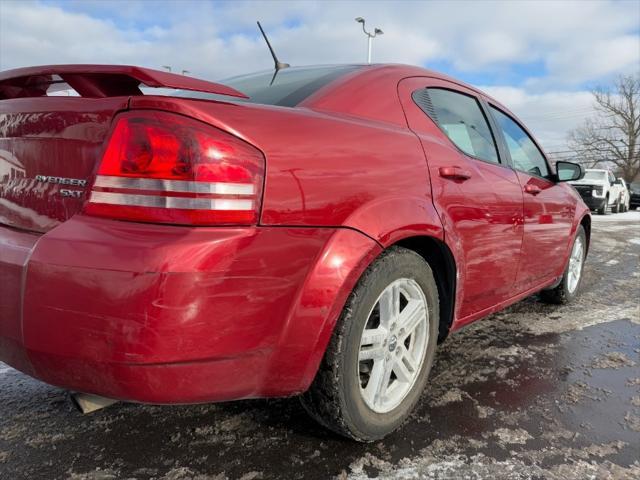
[0,64,590,441]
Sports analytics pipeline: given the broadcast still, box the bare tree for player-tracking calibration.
[568,74,640,182]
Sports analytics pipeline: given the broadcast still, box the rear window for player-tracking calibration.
[172,65,361,107]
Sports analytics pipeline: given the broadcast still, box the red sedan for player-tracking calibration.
[0,64,589,441]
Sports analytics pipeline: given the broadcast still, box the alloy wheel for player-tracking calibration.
[357,278,429,413]
[567,236,584,293]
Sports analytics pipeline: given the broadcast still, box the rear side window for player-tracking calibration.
[490,106,550,178]
[413,88,499,164]
[172,66,361,107]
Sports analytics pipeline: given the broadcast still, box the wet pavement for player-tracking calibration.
[1,211,639,480]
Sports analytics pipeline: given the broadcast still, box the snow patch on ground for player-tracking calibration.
[629,237,640,245]
[524,303,640,335]
[606,259,619,265]
[486,428,533,445]
[345,452,640,480]
[431,389,465,407]
[624,412,640,432]
[591,210,640,222]
[591,352,636,369]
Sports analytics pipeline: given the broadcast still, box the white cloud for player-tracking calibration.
[2,1,638,80]
[0,0,638,148]
[482,87,596,150]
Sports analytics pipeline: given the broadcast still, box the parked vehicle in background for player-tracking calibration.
[630,183,640,210]
[0,63,590,441]
[618,178,631,212]
[569,168,624,214]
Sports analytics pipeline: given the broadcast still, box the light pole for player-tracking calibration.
[355,17,383,64]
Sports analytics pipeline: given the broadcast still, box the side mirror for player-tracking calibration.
[556,161,584,182]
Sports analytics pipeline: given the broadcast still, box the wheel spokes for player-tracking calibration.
[360,327,387,347]
[392,348,417,383]
[378,283,399,328]
[358,278,430,413]
[361,356,393,407]
[359,345,385,361]
[397,299,426,341]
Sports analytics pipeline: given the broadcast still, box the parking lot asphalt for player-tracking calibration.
[1,211,639,480]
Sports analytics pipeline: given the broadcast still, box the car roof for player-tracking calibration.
[297,63,515,129]
[336,63,505,103]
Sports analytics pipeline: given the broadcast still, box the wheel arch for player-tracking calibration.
[579,213,591,255]
[393,235,457,342]
[272,197,458,393]
[269,229,458,394]
[342,197,456,341]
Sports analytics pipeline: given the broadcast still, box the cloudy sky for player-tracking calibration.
[0,0,639,152]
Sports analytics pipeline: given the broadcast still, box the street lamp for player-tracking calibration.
[355,17,383,64]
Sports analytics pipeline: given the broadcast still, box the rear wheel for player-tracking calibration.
[300,247,439,441]
[613,198,621,213]
[540,226,586,304]
[597,197,609,215]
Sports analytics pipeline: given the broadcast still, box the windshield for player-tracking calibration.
[583,170,607,181]
[172,65,362,107]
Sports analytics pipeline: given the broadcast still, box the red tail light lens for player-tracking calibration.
[84,111,264,225]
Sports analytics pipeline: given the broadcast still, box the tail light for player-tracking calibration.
[84,111,264,225]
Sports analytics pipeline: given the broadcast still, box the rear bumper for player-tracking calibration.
[0,216,380,403]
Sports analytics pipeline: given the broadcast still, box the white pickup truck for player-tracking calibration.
[569,168,625,214]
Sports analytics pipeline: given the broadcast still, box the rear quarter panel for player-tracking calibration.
[128,95,442,393]
[129,96,441,242]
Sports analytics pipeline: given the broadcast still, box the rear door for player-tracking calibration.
[487,104,575,290]
[399,78,524,320]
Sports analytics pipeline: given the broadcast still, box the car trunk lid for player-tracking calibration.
[0,97,130,232]
[0,65,248,233]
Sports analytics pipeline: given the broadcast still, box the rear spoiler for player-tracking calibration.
[0,64,248,100]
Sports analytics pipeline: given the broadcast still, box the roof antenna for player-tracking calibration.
[257,21,290,85]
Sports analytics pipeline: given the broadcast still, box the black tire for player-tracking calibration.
[613,198,620,214]
[300,247,439,441]
[540,225,586,305]
[597,197,609,215]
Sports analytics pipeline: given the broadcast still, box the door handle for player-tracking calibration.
[439,166,472,181]
[524,184,542,195]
